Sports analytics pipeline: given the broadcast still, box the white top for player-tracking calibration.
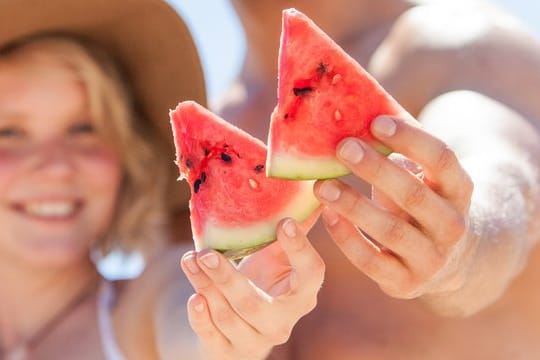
[97,281,125,360]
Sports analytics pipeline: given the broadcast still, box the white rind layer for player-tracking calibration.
[267,151,350,180]
[199,180,320,251]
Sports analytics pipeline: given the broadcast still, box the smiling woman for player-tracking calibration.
[0,1,324,359]
[0,40,125,266]
[0,0,208,358]
[0,35,175,360]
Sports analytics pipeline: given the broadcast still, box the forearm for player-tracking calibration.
[417,90,540,316]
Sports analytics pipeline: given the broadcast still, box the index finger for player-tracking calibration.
[370,115,473,209]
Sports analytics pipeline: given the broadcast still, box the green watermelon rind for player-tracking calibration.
[267,153,350,180]
[198,180,319,259]
[267,143,393,180]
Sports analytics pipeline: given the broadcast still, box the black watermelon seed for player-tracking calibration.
[293,87,313,96]
[200,171,207,184]
[185,159,193,169]
[254,164,264,173]
[204,148,210,156]
[221,153,232,162]
[194,179,202,193]
[317,62,327,75]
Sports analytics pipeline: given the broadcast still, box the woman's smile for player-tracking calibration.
[11,198,83,221]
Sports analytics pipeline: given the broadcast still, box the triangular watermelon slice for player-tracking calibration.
[170,101,320,260]
[266,8,412,180]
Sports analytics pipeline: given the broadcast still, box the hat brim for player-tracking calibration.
[1,0,207,211]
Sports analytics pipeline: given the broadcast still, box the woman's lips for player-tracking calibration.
[11,199,83,220]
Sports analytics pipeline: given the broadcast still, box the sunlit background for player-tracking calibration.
[100,0,540,278]
[171,0,540,105]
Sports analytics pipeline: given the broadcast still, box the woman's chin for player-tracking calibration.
[15,237,93,268]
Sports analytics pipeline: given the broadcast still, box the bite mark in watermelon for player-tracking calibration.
[170,101,320,260]
[267,8,413,180]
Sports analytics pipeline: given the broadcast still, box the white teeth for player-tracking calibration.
[23,202,76,217]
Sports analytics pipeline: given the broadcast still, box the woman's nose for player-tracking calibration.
[33,140,76,177]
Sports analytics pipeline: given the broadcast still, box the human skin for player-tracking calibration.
[217,0,540,358]
[179,218,325,360]
[0,46,209,360]
[0,61,122,267]
[0,57,121,358]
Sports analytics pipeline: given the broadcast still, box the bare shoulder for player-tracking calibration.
[369,2,540,119]
[379,2,535,52]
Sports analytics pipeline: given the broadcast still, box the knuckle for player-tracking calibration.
[304,297,319,314]
[295,291,319,315]
[369,156,386,180]
[435,144,457,173]
[397,277,422,299]
[335,228,361,249]
[289,231,308,252]
[309,255,326,277]
[192,324,216,340]
[426,251,445,275]
[236,295,261,316]
[383,218,407,245]
[194,278,213,292]
[269,325,293,345]
[196,320,224,341]
[402,181,428,209]
[213,275,232,288]
[212,305,235,324]
[343,191,365,218]
[445,213,467,242]
[212,269,234,287]
[231,339,263,359]
[402,287,422,299]
[381,270,422,299]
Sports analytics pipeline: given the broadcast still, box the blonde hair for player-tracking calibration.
[0,35,171,255]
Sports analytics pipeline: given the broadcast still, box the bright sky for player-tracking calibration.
[169,0,540,105]
[169,0,245,107]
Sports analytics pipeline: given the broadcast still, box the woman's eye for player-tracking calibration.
[0,127,22,138]
[70,122,95,135]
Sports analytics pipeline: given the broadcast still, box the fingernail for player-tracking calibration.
[194,302,205,312]
[191,295,205,312]
[184,254,200,274]
[200,251,219,269]
[282,219,297,238]
[372,116,397,137]
[322,208,339,226]
[319,181,341,202]
[339,139,364,164]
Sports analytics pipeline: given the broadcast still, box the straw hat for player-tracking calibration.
[0,0,207,213]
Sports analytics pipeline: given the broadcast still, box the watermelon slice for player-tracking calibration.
[170,101,320,260]
[266,8,413,180]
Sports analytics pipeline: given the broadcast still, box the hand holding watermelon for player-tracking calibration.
[267,8,484,310]
[171,101,324,358]
[314,115,475,300]
[169,101,320,260]
[180,218,324,360]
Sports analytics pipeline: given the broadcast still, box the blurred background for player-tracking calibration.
[100,0,540,278]
[170,0,540,106]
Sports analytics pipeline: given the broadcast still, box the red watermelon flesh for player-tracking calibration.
[267,8,413,180]
[170,101,320,259]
